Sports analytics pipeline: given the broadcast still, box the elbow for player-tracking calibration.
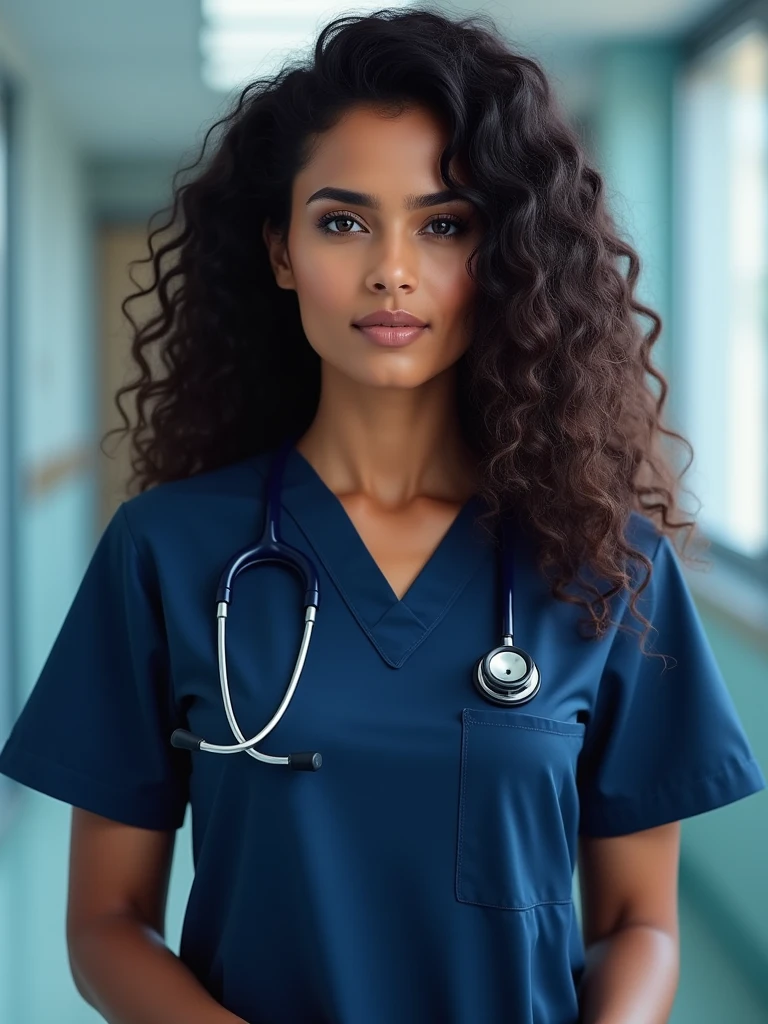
[66,918,97,1008]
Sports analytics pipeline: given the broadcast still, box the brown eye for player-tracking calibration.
[426,217,463,237]
[316,211,469,240]
[319,216,361,235]
[315,211,363,235]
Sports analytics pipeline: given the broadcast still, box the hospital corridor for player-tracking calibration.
[0,1,767,1022]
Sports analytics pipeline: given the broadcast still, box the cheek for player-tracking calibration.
[295,260,348,315]
[289,234,353,315]
[431,259,476,314]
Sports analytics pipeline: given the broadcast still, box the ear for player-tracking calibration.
[262,219,296,291]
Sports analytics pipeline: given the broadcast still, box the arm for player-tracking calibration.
[577,821,681,1024]
[66,807,246,1024]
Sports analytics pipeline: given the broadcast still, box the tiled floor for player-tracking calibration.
[0,788,766,1024]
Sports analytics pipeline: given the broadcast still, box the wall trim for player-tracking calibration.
[22,444,96,500]
[684,559,768,656]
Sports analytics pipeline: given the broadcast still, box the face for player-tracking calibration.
[262,103,482,391]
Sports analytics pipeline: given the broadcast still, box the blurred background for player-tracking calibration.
[0,0,766,1021]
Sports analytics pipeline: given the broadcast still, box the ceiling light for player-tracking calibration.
[200,0,410,92]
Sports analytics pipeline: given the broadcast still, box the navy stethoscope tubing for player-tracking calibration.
[171,437,540,770]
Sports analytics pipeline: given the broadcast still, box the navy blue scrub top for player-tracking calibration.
[1,445,765,1024]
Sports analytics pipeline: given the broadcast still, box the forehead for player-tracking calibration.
[295,104,455,193]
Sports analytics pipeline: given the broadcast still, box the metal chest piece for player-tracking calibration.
[474,644,540,706]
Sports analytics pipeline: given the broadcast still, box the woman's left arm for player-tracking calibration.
[577,821,681,1024]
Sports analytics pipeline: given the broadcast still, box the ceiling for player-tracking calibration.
[0,0,728,162]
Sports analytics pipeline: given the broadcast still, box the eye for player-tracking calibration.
[316,212,365,236]
[315,211,469,240]
[423,216,466,238]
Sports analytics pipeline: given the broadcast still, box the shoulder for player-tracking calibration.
[116,450,275,555]
[624,510,665,565]
[571,511,664,598]
[569,511,672,630]
[610,512,693,633]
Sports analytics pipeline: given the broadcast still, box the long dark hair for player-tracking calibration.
[106,5,701,653]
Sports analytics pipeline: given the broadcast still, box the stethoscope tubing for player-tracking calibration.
[170,437,540,768]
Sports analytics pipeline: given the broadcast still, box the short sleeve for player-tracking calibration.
[0,503,190,830]
[577,533,766,837]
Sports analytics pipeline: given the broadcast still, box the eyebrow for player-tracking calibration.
[305,186,466,211]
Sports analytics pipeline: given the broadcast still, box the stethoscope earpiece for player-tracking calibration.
[171,440,541,768]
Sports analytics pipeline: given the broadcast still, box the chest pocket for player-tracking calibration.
[456,707,586,911]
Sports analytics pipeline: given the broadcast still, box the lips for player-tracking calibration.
[354,309,427,328]
[354,324,426,348]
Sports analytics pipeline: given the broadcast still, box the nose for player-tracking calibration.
[365,239,418,293]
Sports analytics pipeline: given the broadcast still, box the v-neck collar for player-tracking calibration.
[277,445,494,668]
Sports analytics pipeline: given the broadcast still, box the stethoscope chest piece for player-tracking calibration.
[474,644,541,706]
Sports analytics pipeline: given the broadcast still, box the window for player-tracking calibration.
[677,20,768,581]
[0,72,16,833]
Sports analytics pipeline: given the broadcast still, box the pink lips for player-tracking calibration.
[354,325,427,347]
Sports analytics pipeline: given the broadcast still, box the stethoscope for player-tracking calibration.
[170,438,540,770]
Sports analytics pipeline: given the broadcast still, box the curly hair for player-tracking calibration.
[105,5,702,654]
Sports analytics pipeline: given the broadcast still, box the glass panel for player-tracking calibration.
[0,77,11,826]
[678,23,768,558]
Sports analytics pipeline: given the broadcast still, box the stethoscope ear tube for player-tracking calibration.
[171,437,323,770]
[169,728,322,770]
[171,445,541,766]
[170,729,204,750]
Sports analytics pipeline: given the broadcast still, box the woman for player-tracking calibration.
[0,7,764,1023]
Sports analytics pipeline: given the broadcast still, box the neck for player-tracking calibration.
[295,363,478,510]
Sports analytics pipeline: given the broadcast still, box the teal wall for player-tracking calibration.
[0,13,98,1023]
[593,43,678,378]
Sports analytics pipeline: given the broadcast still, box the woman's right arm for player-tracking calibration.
[66,807,245,1024]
